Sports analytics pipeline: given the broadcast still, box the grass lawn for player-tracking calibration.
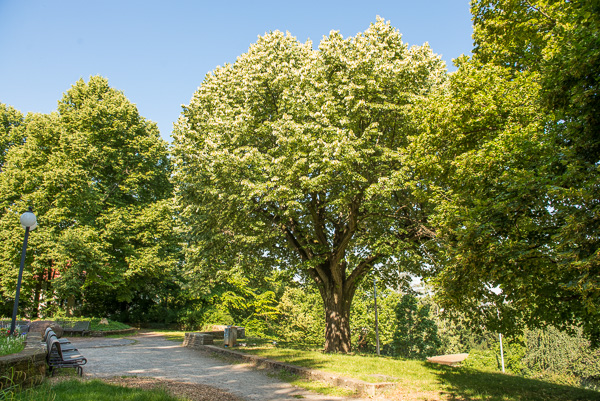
[200,335,600,401]
[10,379,183,401]
[240,345,600,401]
[152,330,186,342]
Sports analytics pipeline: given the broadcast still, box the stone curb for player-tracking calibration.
[191,344,395,397]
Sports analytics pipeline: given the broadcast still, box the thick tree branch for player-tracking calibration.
[308,192,329,247]
[346,254,380,290]
[284,227,311,261]
[332,198,360,267]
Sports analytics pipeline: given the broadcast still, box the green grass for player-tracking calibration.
[10,379,184,401]
[0,332,26,356]
[271,369,356,398]
[152,330,186,343]
[230,342,600,401]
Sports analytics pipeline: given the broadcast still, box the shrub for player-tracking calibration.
[523,326,600,389]
[390,294,441,359]
[0,328,25,357]
[274,287,323,346]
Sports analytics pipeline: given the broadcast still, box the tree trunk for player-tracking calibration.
[32,277,42,318]
[65,295,75,317]
[322,283,354,353]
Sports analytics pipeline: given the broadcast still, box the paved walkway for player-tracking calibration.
[70,332,358,401]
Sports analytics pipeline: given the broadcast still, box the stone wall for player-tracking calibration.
[183,333,214,348]
[0,333,46,390]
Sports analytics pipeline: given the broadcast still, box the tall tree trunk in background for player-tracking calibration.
[65,295,75,317]
[32,277,42,318]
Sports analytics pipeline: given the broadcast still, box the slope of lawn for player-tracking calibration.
[228,342,600,401]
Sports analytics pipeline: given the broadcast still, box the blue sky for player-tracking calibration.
[0,1,473,142]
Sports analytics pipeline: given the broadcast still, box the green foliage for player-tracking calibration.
[523,326,600,389]
[0,104,24,170]
[457,325,600,390]
[174,267,284,336]
[173,17,447,352]
[0,329,25,356]
[0,77,178,320]
[416,56,558,337]
[426,0,600,344]
[274,286,324,346]
[435,309,496,355]
[390,293,441,359]
[178,305,233,331]
[349,282,399,353]
[461,340,526,376]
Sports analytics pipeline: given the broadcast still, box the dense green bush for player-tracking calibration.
[390,293,441,359]
[274,287,324,346]
[523,326,600,389]
[461,338,526,375]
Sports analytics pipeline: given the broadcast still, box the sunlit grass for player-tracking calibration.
[11,379,183,401]
[271,369,356,398]
[150,330,185,343]
[233,342,600,401]
[0,330,26,357]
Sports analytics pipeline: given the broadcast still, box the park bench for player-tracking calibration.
[57,320,90,336]
[43,327,71,346]
[45,328,87,376]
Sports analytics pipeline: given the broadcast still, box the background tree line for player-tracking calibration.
[0,78,180,320]
[0,0,598,388]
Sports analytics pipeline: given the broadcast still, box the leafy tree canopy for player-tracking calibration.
[0,77,178,318]
[0,103,25,170]
[420,0,600,344]
[173,17,447,352]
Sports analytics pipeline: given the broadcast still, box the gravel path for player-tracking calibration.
[69,332,358,401]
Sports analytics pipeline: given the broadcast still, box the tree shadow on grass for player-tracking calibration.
[428,364,600,401]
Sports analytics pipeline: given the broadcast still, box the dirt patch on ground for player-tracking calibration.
[49,376,244,401]
[102,376,245,401]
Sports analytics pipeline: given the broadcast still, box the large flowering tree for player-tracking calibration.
[173,18,446,352]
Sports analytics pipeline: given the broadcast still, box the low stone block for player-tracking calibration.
[183,332,214,348]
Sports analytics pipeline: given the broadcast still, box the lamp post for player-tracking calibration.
[373,277,380,356]
[9,207,37,335]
